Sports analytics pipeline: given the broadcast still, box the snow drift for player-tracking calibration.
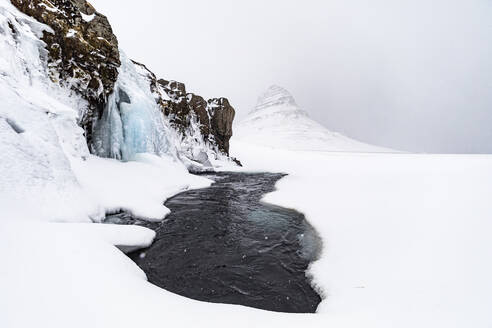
[0,0,99,222]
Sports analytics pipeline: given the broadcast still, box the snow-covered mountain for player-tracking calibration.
[235,85,391,152]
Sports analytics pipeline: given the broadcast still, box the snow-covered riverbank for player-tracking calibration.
[230,140,492,327]
[227,84,492,326]
[3,144,491,328]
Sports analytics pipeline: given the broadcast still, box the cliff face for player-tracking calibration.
[130,60,235,156]
[10,0,120,143]
[157,79,235,155]
[207,97,235,155]
[12,0,236,160]
[187,93,210,137]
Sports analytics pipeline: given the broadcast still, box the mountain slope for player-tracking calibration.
[234,85,392,152]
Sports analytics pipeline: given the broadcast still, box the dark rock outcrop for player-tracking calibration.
[187,93,210,136]
[157,79,190,130]
[154,78,235,155]
[129,61,235,155]
[11,0,120,143]
[207,98,235,155]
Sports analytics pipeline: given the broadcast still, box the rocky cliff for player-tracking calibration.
[10,0,120,144]
[207,97,235,155]
[11,0,236,160]
[158,79,235,155]
[131,61,236,156]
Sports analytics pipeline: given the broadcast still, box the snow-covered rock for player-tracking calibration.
[0,0,211,222]
[10,0,238,166]
[0,0,100,222]
[158,78,237,156]
[10,0,120,144]
[235,85,392,152]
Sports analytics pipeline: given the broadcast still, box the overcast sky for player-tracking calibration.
[91,0,492,153]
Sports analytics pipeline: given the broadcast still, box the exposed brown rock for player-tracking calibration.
[11,0,120,142]
[155,79,235,155]
[187,93,210,136]
[207,98,235,155]
[13,0,237,158]
[157,79,190,130]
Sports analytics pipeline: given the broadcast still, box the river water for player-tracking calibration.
[107,172,322,313]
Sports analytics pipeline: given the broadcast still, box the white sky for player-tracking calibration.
[90,0,492,153]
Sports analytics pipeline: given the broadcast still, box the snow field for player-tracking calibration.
[230,140,492,327]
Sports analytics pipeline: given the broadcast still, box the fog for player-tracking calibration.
[90,0,492,153]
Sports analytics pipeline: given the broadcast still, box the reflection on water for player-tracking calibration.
[107,172,322,313]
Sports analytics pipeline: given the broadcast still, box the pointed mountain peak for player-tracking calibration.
[253,85,298,112]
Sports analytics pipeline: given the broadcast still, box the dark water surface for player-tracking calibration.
[107,172,322,313]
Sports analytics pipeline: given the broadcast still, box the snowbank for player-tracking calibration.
[0,1,100,222]
[72,153,211,221]
[231,85,492,325]
[0,219,324,328]
[4,139,490,327]
[230,139,492,327]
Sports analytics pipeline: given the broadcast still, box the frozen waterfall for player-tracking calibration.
[93,53,174,161]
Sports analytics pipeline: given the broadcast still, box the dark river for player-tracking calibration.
[106,172,322,313]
